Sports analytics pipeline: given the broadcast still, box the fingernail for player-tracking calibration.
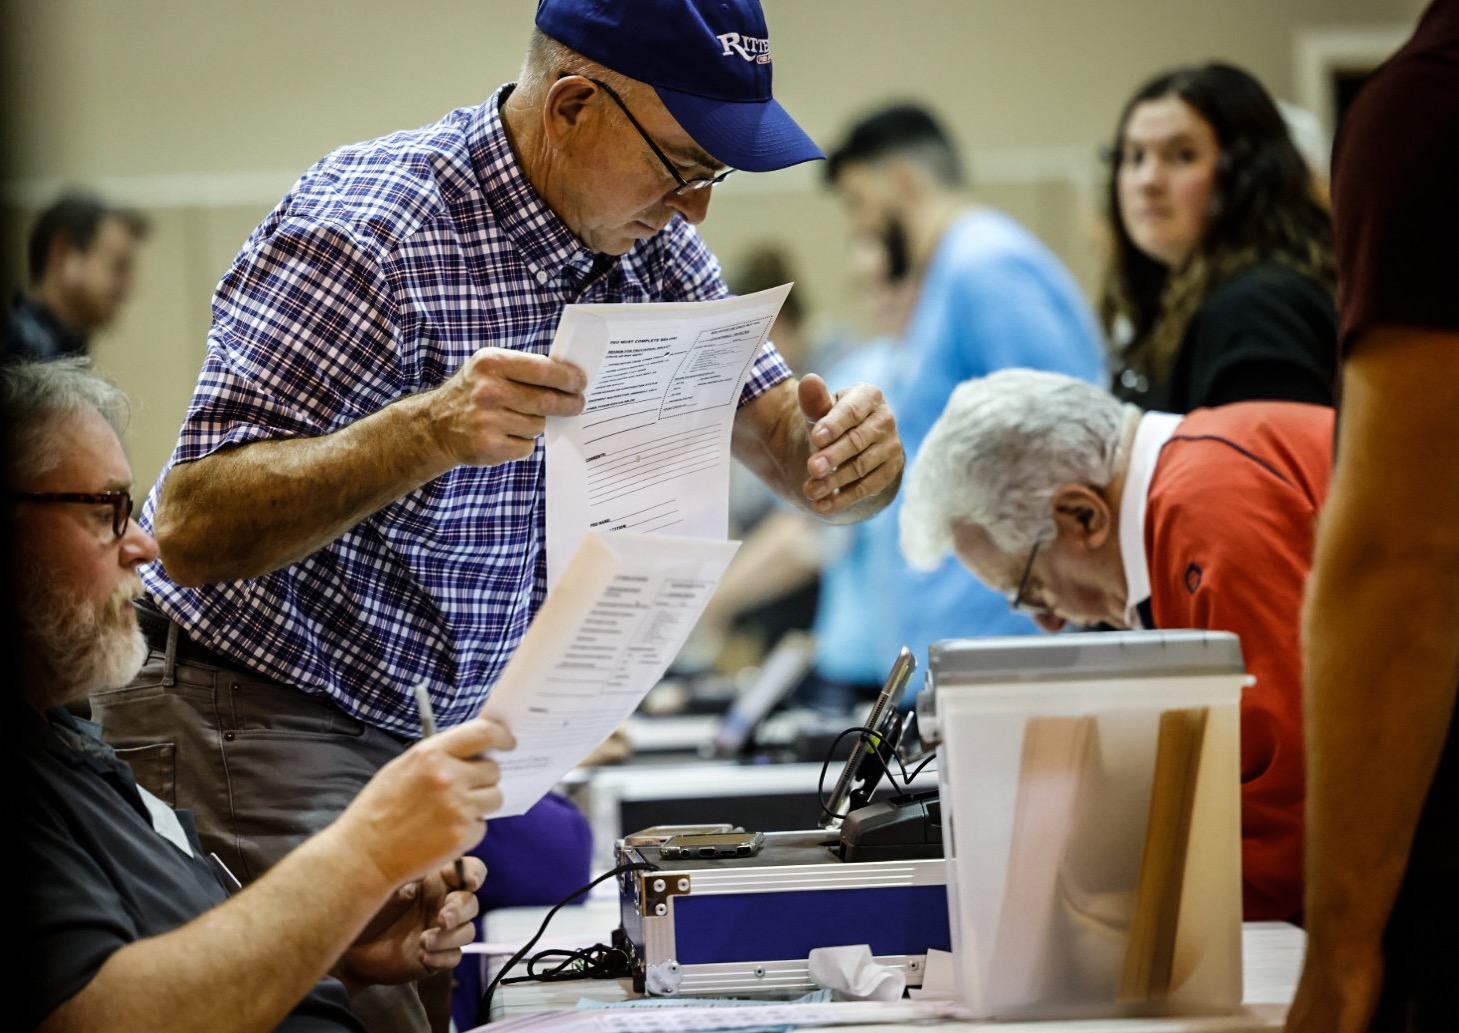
[812,457,830,477]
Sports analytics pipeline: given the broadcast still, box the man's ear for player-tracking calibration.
[1050,483,1113,549]
[888,156,926,202]
[49,237,80,284]
[542,75,598,148]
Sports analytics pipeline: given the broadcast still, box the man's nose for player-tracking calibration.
[121,518,160,566]
[665,185,712,225]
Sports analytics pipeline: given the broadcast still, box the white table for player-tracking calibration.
[474,899,1303,1031]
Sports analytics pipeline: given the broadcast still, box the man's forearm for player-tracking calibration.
[1302,333,1459,947]
[154,391,455,585]
[39,829,393,1033]
[1289,330,1459,1033]
[1301,543,1459,942]
[703,508,823,627]
[154,347,589,585]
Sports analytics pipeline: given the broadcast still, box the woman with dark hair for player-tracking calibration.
[1101,62,1337,412]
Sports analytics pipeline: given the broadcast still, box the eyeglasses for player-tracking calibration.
[1006,538,1045,616]
[586,77,735,195]
[12,490,134,539]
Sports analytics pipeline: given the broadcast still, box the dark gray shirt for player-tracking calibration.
[17,703,362,1032]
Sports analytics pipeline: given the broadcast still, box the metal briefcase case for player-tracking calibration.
[615,828,950,997]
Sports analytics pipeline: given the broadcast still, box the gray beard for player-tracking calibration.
[19,576,148,708]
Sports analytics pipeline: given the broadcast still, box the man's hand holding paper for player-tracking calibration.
[432,347,589,468]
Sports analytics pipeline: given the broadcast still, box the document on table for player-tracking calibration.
[480,530,739,817]
[474,998,971,1032]
[544,284,791,591]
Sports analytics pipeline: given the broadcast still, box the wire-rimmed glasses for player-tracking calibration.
[586,77,735,195]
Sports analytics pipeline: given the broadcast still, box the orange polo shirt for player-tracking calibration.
[1139,402,1334,922]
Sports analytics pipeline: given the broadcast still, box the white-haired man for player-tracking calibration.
[900,368,1333,924]
[8,359,514,1033]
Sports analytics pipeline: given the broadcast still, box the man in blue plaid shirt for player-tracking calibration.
[91,2,903,1030]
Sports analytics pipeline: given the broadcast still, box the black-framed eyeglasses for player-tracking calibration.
[11,490,134,539]
[1006,538,1045,616]
[586,77,735,195]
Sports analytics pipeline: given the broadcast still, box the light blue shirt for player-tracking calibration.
[886,208,1106,675]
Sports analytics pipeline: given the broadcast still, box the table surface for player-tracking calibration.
[474,898,1304,1032]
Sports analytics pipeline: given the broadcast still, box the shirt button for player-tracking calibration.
[536,270,550,284]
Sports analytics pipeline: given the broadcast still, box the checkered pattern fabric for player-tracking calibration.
[140,86,791,736]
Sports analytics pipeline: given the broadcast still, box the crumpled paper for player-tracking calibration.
[806,944,907,1002]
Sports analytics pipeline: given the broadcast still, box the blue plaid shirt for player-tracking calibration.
[140,86,791,737]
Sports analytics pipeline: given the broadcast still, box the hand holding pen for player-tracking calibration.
[327,705,514,986]
[412,681,470,891]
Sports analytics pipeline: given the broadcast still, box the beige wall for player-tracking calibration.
[2,0,1426,490]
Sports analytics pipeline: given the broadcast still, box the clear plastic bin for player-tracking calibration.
[922,630,1247,1020]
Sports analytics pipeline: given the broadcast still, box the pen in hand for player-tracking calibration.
[411,681,469,893]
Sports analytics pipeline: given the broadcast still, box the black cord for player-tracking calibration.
[817,714,938,822]
[476,860,657,1026]
[506,942,634,984]
[817,724,896,822]
[902,751,938,784]
[878,712,943,791]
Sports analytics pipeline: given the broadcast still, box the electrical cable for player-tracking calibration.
[476,860,658,1025]
[816,713,938,823]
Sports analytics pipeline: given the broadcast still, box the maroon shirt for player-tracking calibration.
[1332,0,1459,353]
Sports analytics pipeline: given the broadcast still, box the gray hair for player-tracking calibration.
[521,28,640,104]
[1,358,130,484]
[899,369,1136,568]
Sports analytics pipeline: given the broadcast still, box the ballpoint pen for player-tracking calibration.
[411,681,469,892]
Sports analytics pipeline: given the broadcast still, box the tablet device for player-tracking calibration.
[820,645,916,828]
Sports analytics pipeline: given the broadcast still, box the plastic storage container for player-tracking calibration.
[922,630,1247,1020]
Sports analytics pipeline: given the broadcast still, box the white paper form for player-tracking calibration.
[475,998,971,1032]
[480,531,739,816]
[544,284,791,591]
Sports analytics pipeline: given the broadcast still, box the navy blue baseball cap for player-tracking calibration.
[535,0,824,173]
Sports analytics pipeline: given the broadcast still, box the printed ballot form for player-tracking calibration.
[477,286,789,815]
[480,531,738,816]
[544,284,791,590]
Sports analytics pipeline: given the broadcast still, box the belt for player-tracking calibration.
[129,601,391,738]
[133,598,244,671]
